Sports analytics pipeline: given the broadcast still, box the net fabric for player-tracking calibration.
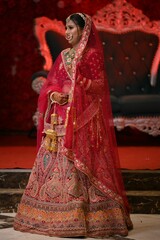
[37,54,71,149]
[37,15,130,216]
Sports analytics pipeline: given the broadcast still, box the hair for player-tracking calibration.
[68,13,86,29]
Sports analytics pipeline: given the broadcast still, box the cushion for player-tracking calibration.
[119,95,160,115]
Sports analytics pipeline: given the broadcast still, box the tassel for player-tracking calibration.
[51,113,58,125]
[44,112,58,153]
[44,129,58,152]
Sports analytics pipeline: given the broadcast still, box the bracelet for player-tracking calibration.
[50,92,57,104]
[82,77,92,91]
[78,75,91,91]
[50,91,68,105]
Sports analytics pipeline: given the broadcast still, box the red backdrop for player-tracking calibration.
[0,0,160,132]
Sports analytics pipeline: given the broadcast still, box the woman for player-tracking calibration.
[14,13,133,238]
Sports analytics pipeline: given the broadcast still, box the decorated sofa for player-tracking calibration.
[32,0,160,136]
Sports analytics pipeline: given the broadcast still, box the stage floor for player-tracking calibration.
[0,213,160,240]
[0,134,160,169]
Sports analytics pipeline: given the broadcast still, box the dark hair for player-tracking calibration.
[69,13,86,29]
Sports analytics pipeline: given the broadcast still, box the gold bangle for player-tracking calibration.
[50,92,68,105]
[50,92,57,104]
[84,79,91,90]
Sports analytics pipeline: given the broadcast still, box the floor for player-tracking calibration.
[0,213,160,240]
[1,134,160,169]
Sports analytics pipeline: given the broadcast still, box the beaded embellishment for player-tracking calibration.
[64,48,75,69]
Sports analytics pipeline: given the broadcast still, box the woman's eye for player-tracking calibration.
[65,25,74,30]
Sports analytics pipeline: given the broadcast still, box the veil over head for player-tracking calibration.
[38,13,130,216]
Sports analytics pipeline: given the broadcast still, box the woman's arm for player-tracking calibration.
[77,50,105,94]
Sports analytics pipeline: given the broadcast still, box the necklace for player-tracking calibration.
[64,48,75,69]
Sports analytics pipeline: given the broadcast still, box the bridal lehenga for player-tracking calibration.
[14,13,133,238]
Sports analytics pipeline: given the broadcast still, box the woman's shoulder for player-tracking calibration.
[84,48,99,57]
[85,47,97,54]
[82,48,102,61]
[54,48,70,61]
[61,48,70,55]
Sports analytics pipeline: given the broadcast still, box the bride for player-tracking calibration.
[14,12,133,238]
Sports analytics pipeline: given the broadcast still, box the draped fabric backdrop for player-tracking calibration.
[0,0,160,132]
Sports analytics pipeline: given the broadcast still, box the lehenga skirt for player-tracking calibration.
[14,135,132,237]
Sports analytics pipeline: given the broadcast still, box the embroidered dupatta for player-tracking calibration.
[37,15,130,216]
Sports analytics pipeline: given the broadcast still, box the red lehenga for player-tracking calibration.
[14,15,133,238]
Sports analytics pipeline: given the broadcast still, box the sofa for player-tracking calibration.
[32,0,160,136]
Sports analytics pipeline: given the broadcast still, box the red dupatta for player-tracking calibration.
[64,15,130,214]
[37,14,130,215]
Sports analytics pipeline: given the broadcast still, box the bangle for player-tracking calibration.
[50,91,68,105]
[78,76,91,91]
[50,92,57,104]
[83,78,91,90]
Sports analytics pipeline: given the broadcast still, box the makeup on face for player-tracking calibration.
[65,20,83,48]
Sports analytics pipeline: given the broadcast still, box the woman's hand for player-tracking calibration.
[50,92,68,105]
[77,74,91,91]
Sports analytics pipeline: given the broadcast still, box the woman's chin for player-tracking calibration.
[68,40,73,45]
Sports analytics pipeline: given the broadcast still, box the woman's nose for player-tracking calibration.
[65,29,69,35]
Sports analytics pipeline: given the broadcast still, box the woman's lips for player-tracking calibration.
[65,35,73,41]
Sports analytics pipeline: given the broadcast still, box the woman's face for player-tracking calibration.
[65,19,83,48]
